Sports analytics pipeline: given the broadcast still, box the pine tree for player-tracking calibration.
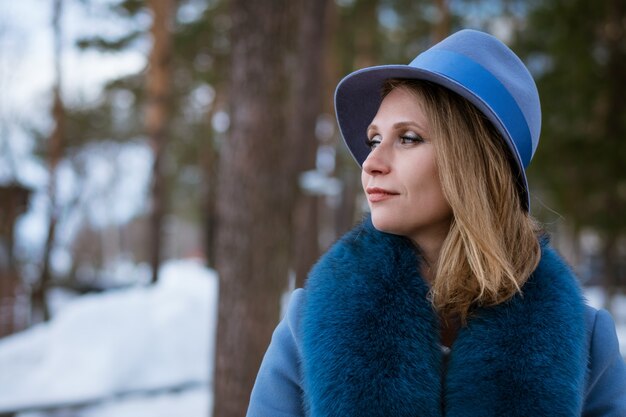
[212,0,296,414]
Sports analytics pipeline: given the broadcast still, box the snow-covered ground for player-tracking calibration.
[0,259,217,417]
[18,387,210,417]
[0,262,624,417]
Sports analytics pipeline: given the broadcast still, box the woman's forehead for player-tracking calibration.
[369,87,429,128]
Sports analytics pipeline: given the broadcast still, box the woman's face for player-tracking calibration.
[361,87,452,244]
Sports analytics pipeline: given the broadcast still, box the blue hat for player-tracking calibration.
[334,29,541,211]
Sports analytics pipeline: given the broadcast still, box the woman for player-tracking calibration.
[246,29,626,416]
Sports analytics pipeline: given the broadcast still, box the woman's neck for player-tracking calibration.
[440,313,461,348]
[410,221,451,284]
[414,236,445,284]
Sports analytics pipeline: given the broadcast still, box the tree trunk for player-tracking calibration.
[603,0,625,311]
[335,168,360,237]
[201,133,219,268]
[433,0,451,42]
[0,185,30,336]
[146,0,174,283]
[0,267,18,337]
[290,0,332,289]
[353,0,379,68]
[202,84,228,268]
[212,0,295,415]
[603,233,619,312]
[34,0,65,323]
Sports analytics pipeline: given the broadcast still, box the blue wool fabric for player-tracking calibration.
[247,218,626,416]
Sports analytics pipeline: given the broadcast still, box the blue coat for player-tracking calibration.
[247,220,626,416]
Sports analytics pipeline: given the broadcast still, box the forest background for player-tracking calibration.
[0,0,624,416]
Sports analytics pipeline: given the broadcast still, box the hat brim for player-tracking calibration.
[334,64,530,210]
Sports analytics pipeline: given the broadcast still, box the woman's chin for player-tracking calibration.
[370,215,403,236]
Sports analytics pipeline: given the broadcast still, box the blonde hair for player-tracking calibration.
[382,79,542,322]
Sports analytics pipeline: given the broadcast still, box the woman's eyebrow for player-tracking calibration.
[367,121,423,134]
[393,121,423,130]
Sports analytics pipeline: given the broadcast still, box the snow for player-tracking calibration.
[19,387,210,417]
[0,259,217,416]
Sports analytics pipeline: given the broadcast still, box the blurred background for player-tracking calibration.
[0,0,624,416]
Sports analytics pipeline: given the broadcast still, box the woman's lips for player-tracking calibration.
[366,187,399,203]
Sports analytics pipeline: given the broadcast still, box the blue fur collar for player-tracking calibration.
[301,217,586,416]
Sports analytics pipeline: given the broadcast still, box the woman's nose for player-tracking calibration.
[362,145,391,176]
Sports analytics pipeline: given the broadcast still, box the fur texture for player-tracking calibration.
[301,217,587,416]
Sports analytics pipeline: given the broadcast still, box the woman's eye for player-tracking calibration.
[400,134,424,144]
[366,134,382,149]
